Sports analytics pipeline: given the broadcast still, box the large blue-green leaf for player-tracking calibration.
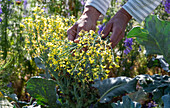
[0,97,13,108]
[127,15,170,64]
[127,88,148,103]
[162,94,170,108]
[26,76,60,107]
[92,77,138,103]
[34,57,51,78]
[147,56,170,72]
[34,57,46,69]
[94,74,170,104]
[136,74,170,104]
[136,74,170,92]
[111,96,141,108]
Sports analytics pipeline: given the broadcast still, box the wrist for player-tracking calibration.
[119,8,132,23]
[83,6,101,22]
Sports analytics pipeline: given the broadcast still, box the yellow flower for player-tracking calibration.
[101,65,106,69]
[89,57,94,64]
[77,72,81,76]
[77,44,81,47]
[20,23,25,28]
[67,69,71,73]
[109,65,113,68]
[105,70,110,74]
[92,68,98,72]
[0,91,3,97]
[79,68,83,71]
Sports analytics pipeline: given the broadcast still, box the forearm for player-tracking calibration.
[82,6,101,22]
[85,0,162,23]
[85,0,111,16]
[122,0,162,23]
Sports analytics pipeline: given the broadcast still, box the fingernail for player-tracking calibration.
[74,39,79,43]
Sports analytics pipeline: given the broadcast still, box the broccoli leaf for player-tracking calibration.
[34,57,46,69]
[92,77,137,103]
[136,74,170,104]
[0,97,13,108]
[127,15,170,64]
[111,96,141,108]
[26,76,60,107]
[162,94,170,108]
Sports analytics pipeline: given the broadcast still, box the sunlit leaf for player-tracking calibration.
[127,15,170,64]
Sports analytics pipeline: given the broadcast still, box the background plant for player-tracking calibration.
[0,0,84,101]
[21,8,120,107]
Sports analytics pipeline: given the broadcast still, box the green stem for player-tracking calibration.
[98,83,126,102]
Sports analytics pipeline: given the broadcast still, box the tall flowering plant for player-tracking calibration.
[21,7,119,107]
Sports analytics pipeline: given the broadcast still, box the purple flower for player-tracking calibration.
[0,7,3,14]
[98,23,105,35]
[148,101,156,108]
[124,48,131,55]
[164,0,170,13]
[24,0,27,10]
[43,7,48,13]
[68,12,70,17]
[23,15,27,17]
[124,38,133,47]
[80,0,85,10]
[0,18,2,22]
[139,46,141,52]
[7,82,12,87]
[124,38,133,55]
[81,0,85,6]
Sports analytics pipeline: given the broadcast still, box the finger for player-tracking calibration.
[91,25,96,31]
[67,24,77,41]
[102,22,113,39]
[110,27,124,48]
[75,22,96,39]
[75,26,83,40]
[111,33,124,48]
[82,47,88,52]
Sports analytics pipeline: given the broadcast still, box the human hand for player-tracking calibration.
[102,8,132,48]
[67,6,101,42]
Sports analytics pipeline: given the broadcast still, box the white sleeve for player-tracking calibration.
[85,0,111,16]
[122,0,162,23]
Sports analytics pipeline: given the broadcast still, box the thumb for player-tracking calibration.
[67,24,77,41]
[102,22,113,39]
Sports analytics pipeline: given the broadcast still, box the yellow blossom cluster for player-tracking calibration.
[51,30,119,80]
[22,7,119,82]
[22,6,75,57]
